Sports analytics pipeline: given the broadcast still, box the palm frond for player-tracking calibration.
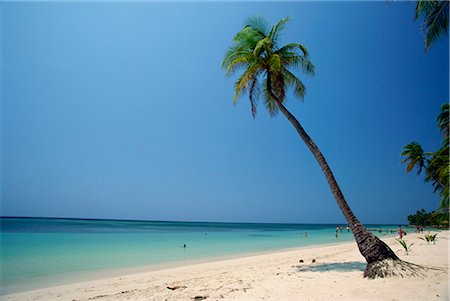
[233,64,262,103]
[262,77,278,117]
[276,43,315,76]
[268,71,286,104]
[248,77,260,118]
[262,84,279,117]
[284,69,306,100]
[437,103,449,142]
[244,16,270,36]
[269,17,290,47]
[423,1,449,50]
[277,42,310,58]
[415,0,449,50]
[253,37,273,57]
[223,51,256,77]
[233,26,264,50]
[268,54,283,72]
[401,142,427,174]
[280,54,315,76]
[415,0,437,20]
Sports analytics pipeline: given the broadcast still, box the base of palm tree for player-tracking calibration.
[363,258,444,279]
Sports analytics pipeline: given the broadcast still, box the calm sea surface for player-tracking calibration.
[0,217,402,295]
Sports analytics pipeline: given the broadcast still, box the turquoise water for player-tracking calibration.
[0,217,401,295]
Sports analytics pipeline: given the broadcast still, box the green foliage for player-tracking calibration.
[222,16,314,118]
[415,0,449,50]
[401,142,427,175]
[437,103,449,145]
[401,104,449,209]
[419,233,438,244]
[407,209,449,227]
[396,238,414,255]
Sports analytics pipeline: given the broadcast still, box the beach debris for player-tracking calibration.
[114,290,136,295]
[192,296,208,300]
[312,259,316,263]
[89,295,109,300]
[299,259,304,263]
[167,285,187,290]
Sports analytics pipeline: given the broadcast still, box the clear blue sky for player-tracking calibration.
[1,2,448,224]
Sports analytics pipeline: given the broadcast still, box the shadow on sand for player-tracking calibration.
[297,261,366,273]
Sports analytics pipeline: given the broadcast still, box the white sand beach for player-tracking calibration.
[3,230,448,301]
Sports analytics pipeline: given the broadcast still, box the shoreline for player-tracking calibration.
[2,223,400,295]
[1,235,360,296]
[3,230,448,301]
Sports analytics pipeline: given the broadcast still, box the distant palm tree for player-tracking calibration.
[401,142,446,188]
[415,0,449,50]
[401,104,449,209]
[222,17,419,278]
[401,142,428,175]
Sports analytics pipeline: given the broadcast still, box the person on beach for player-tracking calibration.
[335,226,339,238]
[397,225,403,239]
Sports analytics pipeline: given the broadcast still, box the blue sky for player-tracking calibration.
[1,2,448,224]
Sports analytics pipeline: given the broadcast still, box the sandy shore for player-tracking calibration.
[2,230,448,301]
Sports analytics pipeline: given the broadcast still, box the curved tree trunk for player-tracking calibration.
[264,77,410,277]
[273,99,399,269]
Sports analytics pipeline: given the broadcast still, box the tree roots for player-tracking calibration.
[364,259,445,279]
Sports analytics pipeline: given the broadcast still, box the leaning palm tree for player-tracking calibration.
[415,0,449,50]
[401,104,449,208]
[223,16,427,278]
[401,142,446,188]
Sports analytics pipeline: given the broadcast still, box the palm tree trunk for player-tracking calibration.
[265,78,399,274]
[424,167,446,191]
[273,99,398,263]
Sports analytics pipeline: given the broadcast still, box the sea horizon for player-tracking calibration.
[0,215,408,226]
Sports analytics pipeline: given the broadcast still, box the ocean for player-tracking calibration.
[0,217,402,295]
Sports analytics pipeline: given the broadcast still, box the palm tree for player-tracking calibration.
[401,142,428,175]
[401,104,449,208]
[401,142,446,188]
[437,103,449,146]
[415,0,449,50]
[222,17,423,278]
[427,145,449,208]
[429,148,450,208]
